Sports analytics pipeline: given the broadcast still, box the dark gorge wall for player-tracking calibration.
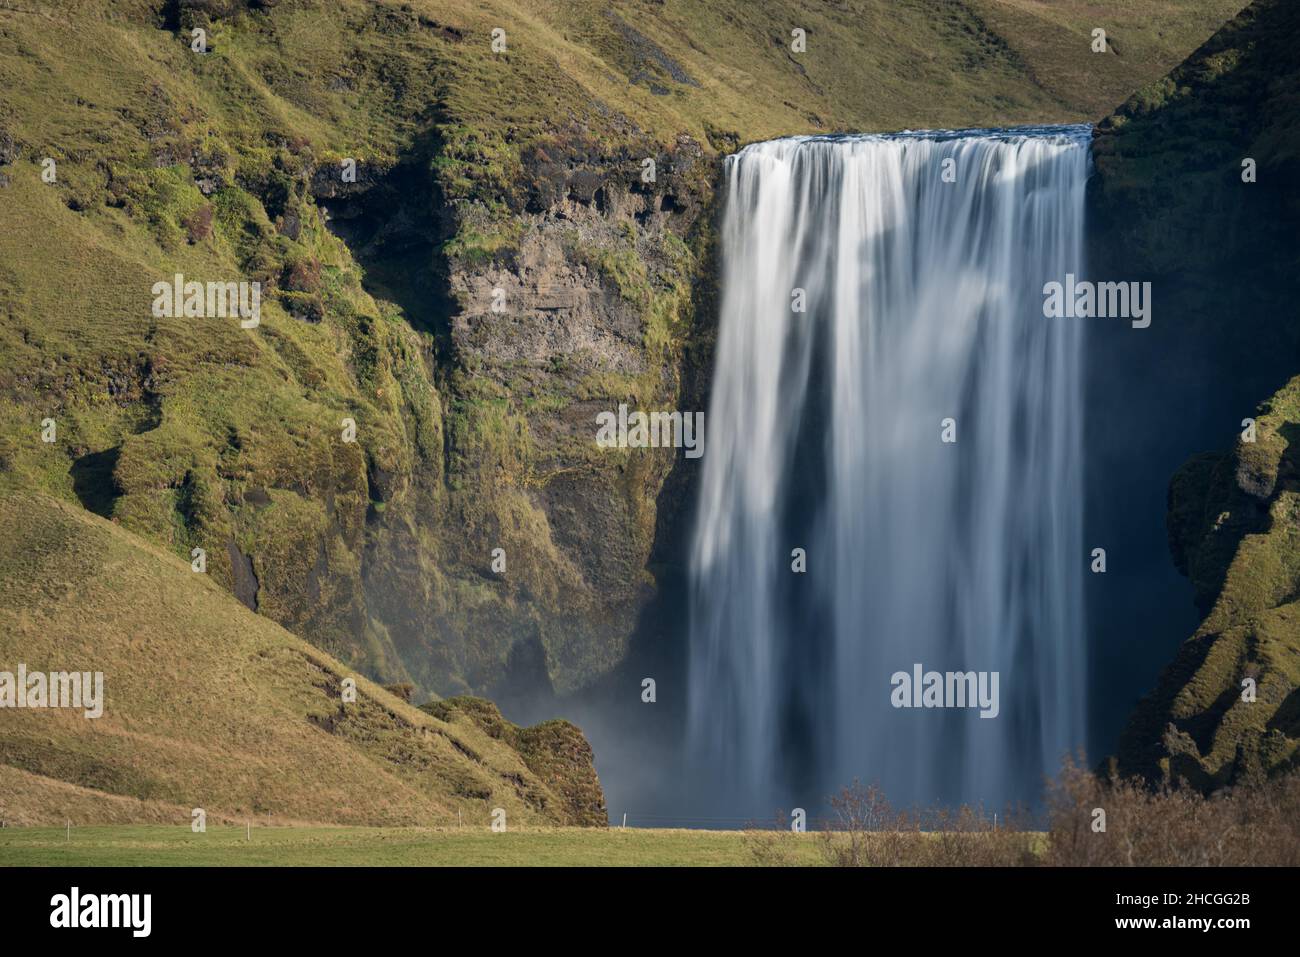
[1089,0,1300,787]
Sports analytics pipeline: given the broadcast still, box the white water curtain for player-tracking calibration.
[689,127,1090,810]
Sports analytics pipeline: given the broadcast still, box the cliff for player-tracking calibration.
[1096,0,1300,787]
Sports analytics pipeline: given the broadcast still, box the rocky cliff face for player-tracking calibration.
[348,129,714,698]
[1095,0,1300,787]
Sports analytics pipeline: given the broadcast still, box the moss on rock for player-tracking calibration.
[421,695,607,826]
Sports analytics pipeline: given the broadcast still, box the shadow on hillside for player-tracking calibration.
[70,446,121,518]
[317,126,457,356]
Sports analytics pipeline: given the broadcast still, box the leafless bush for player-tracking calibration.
[753,760,1300,867]
[816,780,923,866]
[742,812,803,867]
[917,803,1038,867]
[1044,756,1300,866]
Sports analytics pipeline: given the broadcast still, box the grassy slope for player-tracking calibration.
[965,0,1250,120]
[416,0,1248,144]
[0,824,824,866]
[0,1,434,678]
[0,492,604,826]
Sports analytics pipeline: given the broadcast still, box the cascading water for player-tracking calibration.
[688,126,1090,812]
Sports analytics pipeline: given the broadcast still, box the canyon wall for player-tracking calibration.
[1092,0,1300,787]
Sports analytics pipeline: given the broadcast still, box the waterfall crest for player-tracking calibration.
[688,126,1090,810]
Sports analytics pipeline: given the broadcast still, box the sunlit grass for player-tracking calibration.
[0,825,824,867]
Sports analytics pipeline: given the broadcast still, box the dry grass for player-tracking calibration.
[745,759,1300,866]
[0,491,600,827]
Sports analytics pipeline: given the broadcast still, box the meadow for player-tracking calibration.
[0,825,823,867]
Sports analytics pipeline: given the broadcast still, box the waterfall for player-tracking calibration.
[688,126,1090,812]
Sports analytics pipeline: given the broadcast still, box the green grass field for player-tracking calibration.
[0,825,824,867]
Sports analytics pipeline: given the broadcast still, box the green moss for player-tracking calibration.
[433,125,523,204]
[442,220,525,264]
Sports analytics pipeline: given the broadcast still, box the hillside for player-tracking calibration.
[1093,0,1300,787]
[0,0,1247,708]
[0,491,605,826]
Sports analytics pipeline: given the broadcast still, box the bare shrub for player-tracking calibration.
[791,759,1300,867]
[918,803,1038,867]
[816,780,922,866]
[743,812,803,867]
[1044,756,1300,866]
